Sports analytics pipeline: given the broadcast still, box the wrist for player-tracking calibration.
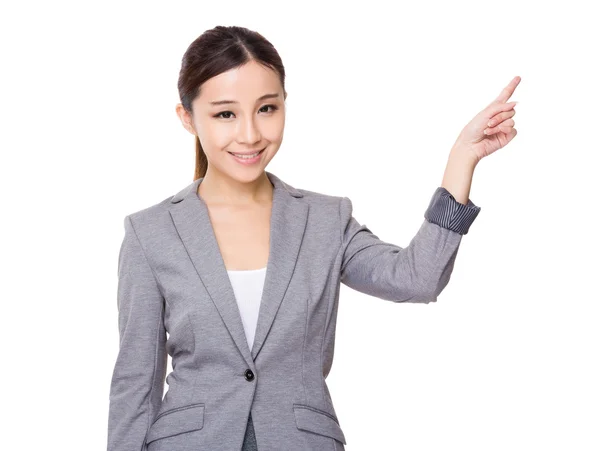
[441,148,477,206]
[449,144,479,169]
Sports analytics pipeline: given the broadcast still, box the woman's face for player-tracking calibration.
[178,60,286,183]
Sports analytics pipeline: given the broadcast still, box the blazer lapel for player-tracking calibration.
[168,171,308,369]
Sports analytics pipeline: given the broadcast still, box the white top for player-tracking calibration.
[226,266,267,350]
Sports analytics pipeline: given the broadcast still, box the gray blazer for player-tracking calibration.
[107,171,481,451]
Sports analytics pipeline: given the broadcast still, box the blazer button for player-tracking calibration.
[244,369,255,381]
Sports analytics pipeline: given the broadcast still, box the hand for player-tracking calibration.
[453,76,521,164]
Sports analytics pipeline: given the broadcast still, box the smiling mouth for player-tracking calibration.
[227,148,265,158]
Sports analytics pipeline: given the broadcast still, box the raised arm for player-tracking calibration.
[339,73,523,303]
[339,187,481,303]
[107,215,168,451]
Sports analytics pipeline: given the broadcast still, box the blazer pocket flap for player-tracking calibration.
[293,403,346,444]
[146,403,205,444]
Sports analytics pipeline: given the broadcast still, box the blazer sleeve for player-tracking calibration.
[107,215,168,451]
[339,187,481,303]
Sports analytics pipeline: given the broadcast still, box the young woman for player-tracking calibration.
[107,25,520,451]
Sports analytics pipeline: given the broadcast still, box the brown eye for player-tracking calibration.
[259,104,278,113]
[214,111,234,119]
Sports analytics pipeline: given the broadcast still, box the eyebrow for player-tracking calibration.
[209,93,280,106]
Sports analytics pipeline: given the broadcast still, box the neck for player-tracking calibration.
[197,169,273,205]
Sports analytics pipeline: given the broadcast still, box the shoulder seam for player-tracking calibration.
[126,215,169,306]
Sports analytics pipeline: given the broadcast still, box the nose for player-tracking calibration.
[236,115,262,146]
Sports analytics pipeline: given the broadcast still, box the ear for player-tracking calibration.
[175,103,197,136]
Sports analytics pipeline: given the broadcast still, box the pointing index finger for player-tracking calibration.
[494,76,521,104]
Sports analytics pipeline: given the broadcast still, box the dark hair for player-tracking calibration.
[177,25,288,180]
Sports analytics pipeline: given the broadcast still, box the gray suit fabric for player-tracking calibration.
[108,171,481,451]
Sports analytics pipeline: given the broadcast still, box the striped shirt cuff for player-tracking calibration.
[424,187,481,235]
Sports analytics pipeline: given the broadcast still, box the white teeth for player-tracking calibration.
[231,150,261,159]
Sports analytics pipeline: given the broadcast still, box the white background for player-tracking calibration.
[1,0,598,449]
